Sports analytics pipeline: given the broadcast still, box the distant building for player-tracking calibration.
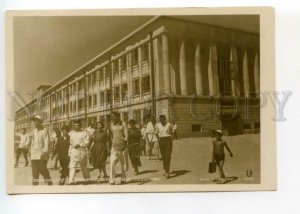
[15,16,260,137]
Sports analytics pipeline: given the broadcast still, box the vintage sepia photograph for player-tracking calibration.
[6,7,276,193]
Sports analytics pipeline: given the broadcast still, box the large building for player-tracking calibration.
[15,16,260,137]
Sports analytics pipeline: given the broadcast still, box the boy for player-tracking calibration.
[51,126,70,185]
[211,130,233,184]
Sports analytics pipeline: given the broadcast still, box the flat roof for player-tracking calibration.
[16,15,259,113]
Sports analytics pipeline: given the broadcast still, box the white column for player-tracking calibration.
[195,44,202,95]
[243,50,250,97]
[179,40,187,95]
[254,53,260,95]
[230,46,240,96]
[162,34,170,93]
[208,45,219,96]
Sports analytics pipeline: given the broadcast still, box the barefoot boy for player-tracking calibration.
[211,130,233,183]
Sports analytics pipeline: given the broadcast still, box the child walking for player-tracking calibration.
[211,130,233,184]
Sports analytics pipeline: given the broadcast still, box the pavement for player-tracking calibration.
[14,134,260,185]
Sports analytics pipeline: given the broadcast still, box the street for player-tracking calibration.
[14,134,260,185]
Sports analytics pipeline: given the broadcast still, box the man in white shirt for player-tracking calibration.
[145,115,159,160]
[155,115,173,179]
[15,128,29,167]
[69,120,91,184]
[30,115,52,185]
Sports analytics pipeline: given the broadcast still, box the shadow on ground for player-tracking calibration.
[169,170,190,179]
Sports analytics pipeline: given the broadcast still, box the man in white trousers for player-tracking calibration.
[68,120,91,184]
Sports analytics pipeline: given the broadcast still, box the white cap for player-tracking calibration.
[215,130,222,135]
[32,115,43,122]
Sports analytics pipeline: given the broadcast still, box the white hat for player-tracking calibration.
[215,130,222,135]
[32,115,43,122]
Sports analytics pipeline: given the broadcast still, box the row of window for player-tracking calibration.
[50,76,151,113]
[87,43,150,84]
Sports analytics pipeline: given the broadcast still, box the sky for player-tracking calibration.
[13,15,259,111]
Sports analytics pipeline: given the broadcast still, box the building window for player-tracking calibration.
[93,94,97,106]
[133,79,140,96]
[243,123,251,129]
[92,73,97,85]
[79,80,85,91]
[142,43,149,61]
[79,99,84,110]
[114,86,120,101]
[122,83,128,98]
[106,69,111,80]
[88,95,92,108]
[113,60,119,77]
[70,101,73,112]
[191,124,202,132]
[132,49,138,66]
[88,75,92,86]
[142,75,151,93]
[217,59,232,94]
[121,55,127,71]
[100,92,105,106]
[99,70,104,82]
[106,90,111,103]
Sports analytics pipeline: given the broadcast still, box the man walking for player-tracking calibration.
[109,111,128,185]
[155,115,173,179]
[30,115,52,185]
[51,126,70,185]
[145,115,159,160]
[68,120,91,184]
[15,128,30,167]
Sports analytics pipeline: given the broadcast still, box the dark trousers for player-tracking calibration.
[59,159,69,185]
[158,137,173,173]
[140,139,146,155]
[16,148,29,165]
[31,160,52,185]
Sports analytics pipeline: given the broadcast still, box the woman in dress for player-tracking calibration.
[90,121,109,178]
[127,119,142,175]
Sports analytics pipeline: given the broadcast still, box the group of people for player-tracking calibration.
[15,112,233,185]
[15,112,180,185]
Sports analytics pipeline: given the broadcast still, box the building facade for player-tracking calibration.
[15,16,260,137]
